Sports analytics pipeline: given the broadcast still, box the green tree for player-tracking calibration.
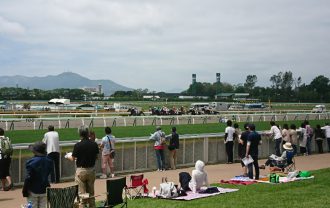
[244,75,257,93]
[309,75,330,101]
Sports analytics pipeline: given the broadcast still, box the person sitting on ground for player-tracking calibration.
[260,142,294,169]
[188,160,209,192]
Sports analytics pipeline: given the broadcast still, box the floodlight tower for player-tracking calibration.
[216,73,221,99]
[192,74,197,96]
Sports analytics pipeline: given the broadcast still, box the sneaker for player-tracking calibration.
[111,174,115,178]
[259,165,265,169]
[100,174,107,179]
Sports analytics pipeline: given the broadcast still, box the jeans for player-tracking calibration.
[292,144,297,155]
[327,138,330,152]
[306,136,312,155]
[316,140,323,153]
[155,149,165,170]
[75,167,96,208]
[28,192,47,208]
[225,141,234,163]
[169,149,177,170]
[48,152,60,183]
[247,155,259,180]
[275,138,282,156]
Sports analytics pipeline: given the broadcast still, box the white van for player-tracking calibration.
[312,105,326,113]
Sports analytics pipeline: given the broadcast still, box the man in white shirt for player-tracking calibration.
[225,120,235,164]
[269,121,282,156]
[43,125,60,183]
[321,123,330,152]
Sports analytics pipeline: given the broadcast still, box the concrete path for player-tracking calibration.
[1,153,330,207]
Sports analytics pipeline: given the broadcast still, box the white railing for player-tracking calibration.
[2,112,329,131]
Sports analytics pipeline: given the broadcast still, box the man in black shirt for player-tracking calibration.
[245,124,262,180]
[67,125,99,208]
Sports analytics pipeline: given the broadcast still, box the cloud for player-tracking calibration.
[0,16,25,36]
[0,0,330,92]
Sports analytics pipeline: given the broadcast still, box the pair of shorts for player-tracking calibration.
[0,157,11,179]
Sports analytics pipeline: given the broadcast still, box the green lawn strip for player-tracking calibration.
[118,168,330,208]
[6,119,330,144]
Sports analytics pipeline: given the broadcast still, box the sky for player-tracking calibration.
[0,0,330,92]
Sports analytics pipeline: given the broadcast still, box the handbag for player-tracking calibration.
[159,177,178,198]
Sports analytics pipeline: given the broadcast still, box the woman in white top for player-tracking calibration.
[298,123,308,155]
[282,124,290,144]
[269,121,282,156]
[189,160,209,192]
[289,124,298,155]
[225,120,235,164]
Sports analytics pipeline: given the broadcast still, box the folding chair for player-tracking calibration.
[98,177,128,208]
[46,185,79,208]
[284,151,296,173]
[270,151,296,173]
[126,174,149,199]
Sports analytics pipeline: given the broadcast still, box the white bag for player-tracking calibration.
[159,179,178,198]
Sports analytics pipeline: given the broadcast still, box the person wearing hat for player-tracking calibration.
[22,141,54,208]
[260,142,294,169]
[149,126,166,171]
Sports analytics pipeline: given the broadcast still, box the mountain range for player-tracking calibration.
[0,72,132,95]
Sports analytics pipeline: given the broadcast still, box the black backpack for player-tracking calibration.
[179,172,191,191]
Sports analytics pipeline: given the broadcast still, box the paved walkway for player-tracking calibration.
[1,153,330,207]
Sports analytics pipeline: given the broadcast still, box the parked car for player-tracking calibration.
[311,105,326,113]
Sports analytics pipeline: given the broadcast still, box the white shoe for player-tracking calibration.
[100,174,107,179]
[111,174,115,178]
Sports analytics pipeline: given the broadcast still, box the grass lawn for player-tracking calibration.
[119,168,330,208]
[6,119,330,144]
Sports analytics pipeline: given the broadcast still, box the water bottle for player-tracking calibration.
[27,201,32,208]
[152,186,157,197]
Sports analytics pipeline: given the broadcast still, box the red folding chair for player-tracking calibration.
[125,174,149,199]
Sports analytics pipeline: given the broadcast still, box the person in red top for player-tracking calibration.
[149,126,166,171]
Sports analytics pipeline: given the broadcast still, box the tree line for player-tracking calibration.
[0,71,329,102]
[0,88,92,101]
[183,72,330,102]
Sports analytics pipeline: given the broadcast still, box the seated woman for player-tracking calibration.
[260,142,294,169]
[188,160,209,192]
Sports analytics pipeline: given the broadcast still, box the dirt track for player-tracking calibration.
[1,153,329,207]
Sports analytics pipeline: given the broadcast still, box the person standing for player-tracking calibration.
[238,123,249,176]
[305,120,313,155]
[314,124,324,154]
[43,125,60,183]
[321,123,330,153]
[282,124,290,145]
[0,128,13,191]
[245,124,262,180]
[100,127,116,179]
[269,121,282,156]
[289,124,298,155]
[22,141,53,208]
[298,123,308,155]
[149,126,166,171]
[167,127,179,170]
[67,125,99,208]
[224,120,235,164]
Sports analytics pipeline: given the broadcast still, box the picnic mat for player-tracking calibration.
[149,187,239,201]
[257,176,315,184]
[220,175,267,185]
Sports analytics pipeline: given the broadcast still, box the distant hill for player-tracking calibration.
[0,72,132,95]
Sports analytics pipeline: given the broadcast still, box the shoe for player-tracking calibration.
[111,174,115,178]
[259,165,265,169]
[99,174,107,179]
